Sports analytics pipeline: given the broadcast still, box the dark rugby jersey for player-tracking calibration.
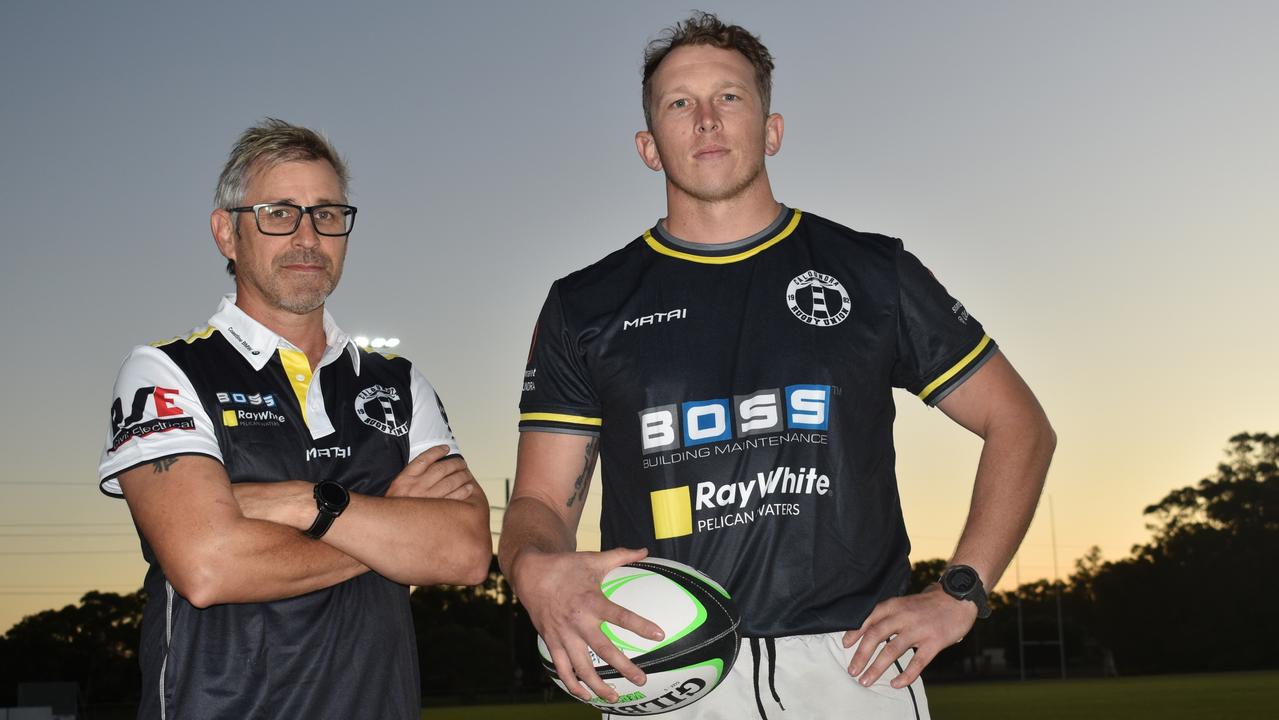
[519,207,995,638]
[99,296,459,720]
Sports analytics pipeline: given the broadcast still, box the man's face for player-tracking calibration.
[637,44,782,203]
[215,159,347,315]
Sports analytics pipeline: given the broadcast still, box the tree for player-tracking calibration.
[1088,433,1279,674]
[0,590,145,706]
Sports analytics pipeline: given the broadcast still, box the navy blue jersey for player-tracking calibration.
[519,208,994,637]
[100,296,459,720]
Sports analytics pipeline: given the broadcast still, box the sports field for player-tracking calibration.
[420,670,1279,719]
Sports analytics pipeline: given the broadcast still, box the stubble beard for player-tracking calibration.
[665,150,767,205]
[246,250,341,316]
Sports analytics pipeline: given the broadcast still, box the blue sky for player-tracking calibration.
[1,1,1276,630]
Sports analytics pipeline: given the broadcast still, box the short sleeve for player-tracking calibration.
[98,346,223,497]
[408,365,462,459]
[517,283,602,435]
[890,245,998,406]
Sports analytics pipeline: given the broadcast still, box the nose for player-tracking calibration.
[696,108,721,134]
[292,213,321,248]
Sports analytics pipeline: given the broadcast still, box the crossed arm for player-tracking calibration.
[118,445,492,608]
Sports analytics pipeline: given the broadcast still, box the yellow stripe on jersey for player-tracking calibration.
[918,335,992,403]
[150,326,216,348]
[643,210,803,265]
[278,348,312,427]
[519,412,603,427]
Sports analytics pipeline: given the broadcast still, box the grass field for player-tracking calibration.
[420,670,1279,719]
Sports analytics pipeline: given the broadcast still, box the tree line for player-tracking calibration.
[2,432,1275,709]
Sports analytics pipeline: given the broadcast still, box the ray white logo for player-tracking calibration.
[786,270,851,327]
[639,385,830,454]
[623,308,687,331]
[649,465,831,540]
[222,408,286,427]
[696,466,830,510]
[355,385,408,437]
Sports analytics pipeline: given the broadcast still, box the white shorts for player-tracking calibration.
[604,633,929,720]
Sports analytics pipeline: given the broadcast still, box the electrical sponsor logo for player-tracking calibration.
[522,368,536,393]
[623,308,687,331]
[786,270,851,327]
[109,386,196,452]
[639,385,831,468]
[355,385,408,437]
[307,445,352,461]
[650,465,832,540]
[215,391,277,408]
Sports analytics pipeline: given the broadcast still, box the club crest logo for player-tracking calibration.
[786,270,851,327]
[354,385,408,437]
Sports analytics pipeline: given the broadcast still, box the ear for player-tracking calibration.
[211,209,237,265]
[635,130,664,172]
[764,113,784,156]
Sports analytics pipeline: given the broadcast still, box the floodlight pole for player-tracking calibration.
[1050,495,1066,680]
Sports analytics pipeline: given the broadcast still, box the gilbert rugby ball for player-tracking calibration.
[537,557,741,715]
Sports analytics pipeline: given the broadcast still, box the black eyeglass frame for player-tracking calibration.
[227,203,358,237]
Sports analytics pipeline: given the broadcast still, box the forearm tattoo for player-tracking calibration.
[566,437,600,508]
[151,457,178,474]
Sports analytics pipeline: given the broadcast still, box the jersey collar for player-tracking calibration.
[208,294,362,375]
[643,206,802,264]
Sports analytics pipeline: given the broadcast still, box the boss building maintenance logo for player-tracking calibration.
[109,386,196,452]
[355,385,408,437]
[639,385,836,539]
[786,270,851,327]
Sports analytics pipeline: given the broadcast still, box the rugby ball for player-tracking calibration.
[537,557,740,715]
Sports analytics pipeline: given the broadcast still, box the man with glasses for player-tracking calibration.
[98,118,491,720]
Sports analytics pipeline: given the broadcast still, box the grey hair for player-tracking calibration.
[214,119,350,275]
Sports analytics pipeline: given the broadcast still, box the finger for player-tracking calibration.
[564,639,617,703]
[890,646,934,689]
[421,458,469,484]
[847,614,891,675]
[595,546,649,571]
[443,482,475,500]
[858,635,911,687]
[548,643,593,702]
[423,469,471,497]
[602,600,664,642]
[585,625,647,687]
[407,445,451,472]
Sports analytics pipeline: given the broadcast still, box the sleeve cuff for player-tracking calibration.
[917,335,998,406]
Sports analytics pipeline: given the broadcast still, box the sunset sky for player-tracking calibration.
[1,1,1276,632]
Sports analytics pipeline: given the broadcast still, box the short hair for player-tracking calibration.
[213,118,349,276]
[641,11,775,128]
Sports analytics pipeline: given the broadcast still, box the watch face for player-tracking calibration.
[316,481,349,511]
[946,567,977,593]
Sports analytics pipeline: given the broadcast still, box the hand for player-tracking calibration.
[514,546,665,703]
[842,584,976,688]
[386,445,475,500]
[231,480,314,530]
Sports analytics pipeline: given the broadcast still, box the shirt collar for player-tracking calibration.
[208,294,362,374]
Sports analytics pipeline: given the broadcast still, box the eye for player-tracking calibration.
[722,93,739,102]
[313,208,334,222]
[671,98,689,109]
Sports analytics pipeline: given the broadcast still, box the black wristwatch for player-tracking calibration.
[939,565,991,619]
[304,480,350,539]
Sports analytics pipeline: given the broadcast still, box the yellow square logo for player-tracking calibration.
[222,410,238,427]
[650,486,692,539]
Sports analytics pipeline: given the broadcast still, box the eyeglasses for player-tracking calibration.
[228,203,358,237]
